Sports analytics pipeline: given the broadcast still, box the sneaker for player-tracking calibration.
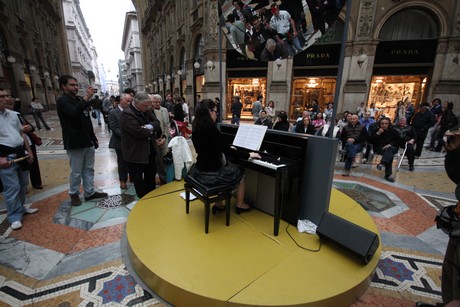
[351,162,358,168]
[85,191,108,201]
[11,221,22,230]
[70,194,82,206]
[342,169,350,177]
[409,165,414,171]
[362,158,367,164]
[376,164,383,171]
[25,208,38,214]
[384,176,395,183]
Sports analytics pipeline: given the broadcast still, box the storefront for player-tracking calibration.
[226,50,268,120]
[227,77,267,119]
[369,39,437,121]
[291,43,341,120]
[368,75,427,120]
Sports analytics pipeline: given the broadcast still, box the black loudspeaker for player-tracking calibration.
[317,212,379,264]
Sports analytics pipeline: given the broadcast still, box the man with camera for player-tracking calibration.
[56,75,108,206]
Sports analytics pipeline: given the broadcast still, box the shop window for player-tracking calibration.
[227,78,267,120]
[368,76,427,121]
[290,78,336,120]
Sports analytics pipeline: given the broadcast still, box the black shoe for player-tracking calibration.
[212,204,225,214]
[33,185,43,189]
[377,164,384,171]
[85,191,108,201]
[409,165,414,171]
[236,206,251,214]
[384,176,395,183]
[70,194,82,206]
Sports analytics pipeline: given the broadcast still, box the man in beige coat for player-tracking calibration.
[150,94,170,184]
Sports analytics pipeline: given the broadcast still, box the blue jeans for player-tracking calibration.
[67,147,95,197]
[0,156,29,223]
[344,142,364,170]
[94,109,102,125]
[376,146,398,176]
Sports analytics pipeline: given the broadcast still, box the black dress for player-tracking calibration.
[191,122,249,190]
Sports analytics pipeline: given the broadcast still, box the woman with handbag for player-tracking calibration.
[30,97,50,130]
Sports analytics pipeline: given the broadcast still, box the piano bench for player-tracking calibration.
[184,175,233,234]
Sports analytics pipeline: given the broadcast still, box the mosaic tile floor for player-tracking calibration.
[0,112,456,306]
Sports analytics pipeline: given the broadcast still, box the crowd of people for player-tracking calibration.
[224,0,343,60]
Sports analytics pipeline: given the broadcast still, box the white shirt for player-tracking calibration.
[0,109,24,148]
[270,10,292,36]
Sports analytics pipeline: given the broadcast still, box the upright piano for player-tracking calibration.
[219,123,309,236]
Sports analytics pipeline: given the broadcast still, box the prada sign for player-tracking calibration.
[226,50,268,69]
[293,44,341,66]
[375,40,437,64]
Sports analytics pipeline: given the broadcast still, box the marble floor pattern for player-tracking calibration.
[0,111,456,307]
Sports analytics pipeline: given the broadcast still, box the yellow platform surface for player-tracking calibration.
[126,180,381,306]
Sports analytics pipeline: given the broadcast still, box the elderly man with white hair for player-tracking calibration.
[150,94,170,184]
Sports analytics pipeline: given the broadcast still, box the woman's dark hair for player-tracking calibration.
[278,111,288,122]
[192,99,216,131]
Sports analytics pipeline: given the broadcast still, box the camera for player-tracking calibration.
[93,89,98,93]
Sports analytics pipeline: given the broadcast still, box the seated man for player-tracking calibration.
[394,117,416,171]
[340,114,368,176]
[370,117,402,183]
[254,110,273,129]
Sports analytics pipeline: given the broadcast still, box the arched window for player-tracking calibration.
[379,9,439,41]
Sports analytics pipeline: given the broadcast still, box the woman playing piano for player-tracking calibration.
[191,99,261,214]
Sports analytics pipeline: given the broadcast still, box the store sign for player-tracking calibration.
[226,50,268,69]
[293,44,341,66]
[375,40,437,64]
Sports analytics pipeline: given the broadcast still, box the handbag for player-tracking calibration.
[435,205,460,237]
[28,132,42,146]
[163,150,173,165]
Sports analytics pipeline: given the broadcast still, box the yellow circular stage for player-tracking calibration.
[125,180,381,306]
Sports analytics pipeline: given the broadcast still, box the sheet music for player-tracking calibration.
[232,124,267,151]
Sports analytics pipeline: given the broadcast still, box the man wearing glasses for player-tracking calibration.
[56,75,108,206]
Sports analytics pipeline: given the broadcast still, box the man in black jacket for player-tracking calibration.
[411,102,435,157]
[370,117,401,183]
[56,75,107,206]
[121,92,163,198]
[340,114,368,176]
[394,117,416,171]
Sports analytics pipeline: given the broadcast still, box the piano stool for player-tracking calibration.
[184,173,233,233]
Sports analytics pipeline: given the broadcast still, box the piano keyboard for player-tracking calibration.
[249,158,286,170]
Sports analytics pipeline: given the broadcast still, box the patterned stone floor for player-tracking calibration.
[0,112,456,306]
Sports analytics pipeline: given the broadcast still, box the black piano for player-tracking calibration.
[219,123,309,236]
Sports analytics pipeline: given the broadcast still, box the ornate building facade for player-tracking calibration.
[121,11,144,94]
[62,0,101,96]
[0,0,71,111]
[133,0,460,121]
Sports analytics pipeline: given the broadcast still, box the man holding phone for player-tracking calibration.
[56,76,108,206]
